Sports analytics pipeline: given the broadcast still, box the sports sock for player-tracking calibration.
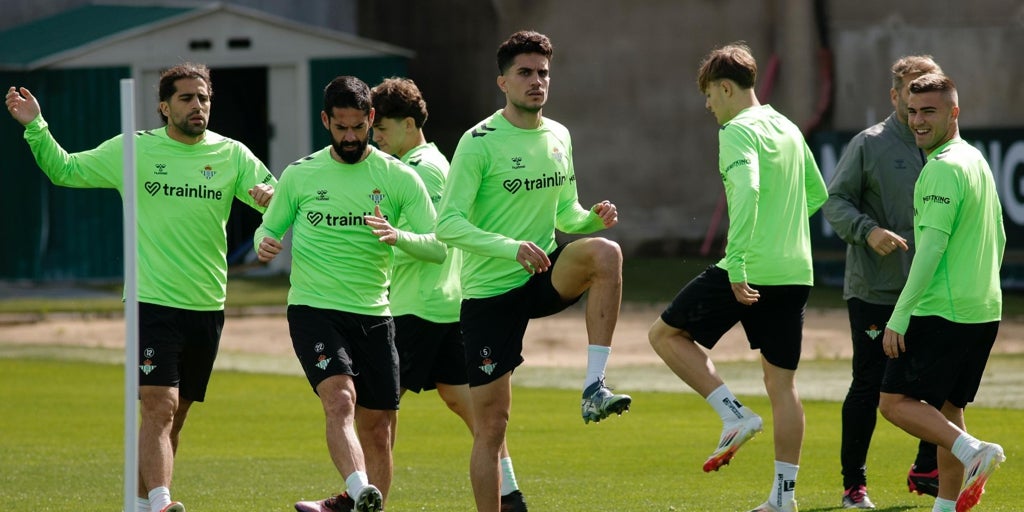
[768,461,798,508]
[499,456,520,495]
[136,497,150,512]
[147,487,171,512]
[931,497,956,512]
[951,432,982,465]
[706,384,747,423]
[583,345,611,390]
[345,470,369,500]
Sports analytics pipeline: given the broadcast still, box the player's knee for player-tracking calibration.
[585,237,622,273]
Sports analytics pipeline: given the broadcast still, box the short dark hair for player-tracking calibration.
[497,30,553,74]
[697,42,757,93]
[323,76,372,116]
[891,55,943,90]
[157,62,212,123]
[908,73,957,103]
[370,77,428,128]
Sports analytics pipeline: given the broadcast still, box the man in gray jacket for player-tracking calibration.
[822,55,943,509]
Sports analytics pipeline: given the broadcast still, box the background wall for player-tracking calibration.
[4,0,1023,274]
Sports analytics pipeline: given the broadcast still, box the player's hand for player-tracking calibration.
[592,200,618,228]
[882,327,905,358]
[867,227,908,257]
[248,183,274,207]
[256,236,282,263]
[730,281,760,305]
[5,86,41,126]
[364,204,397,245]
[516,241,551,274]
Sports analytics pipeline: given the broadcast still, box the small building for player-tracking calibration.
[0,2,411,280]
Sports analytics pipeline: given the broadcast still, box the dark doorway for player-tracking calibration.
[207,67,270,267]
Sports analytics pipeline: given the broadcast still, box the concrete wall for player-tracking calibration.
[360,0,1024,255]
[8,0,1021,256]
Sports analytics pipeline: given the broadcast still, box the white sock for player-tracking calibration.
[706,384,747,423]
[136,497,150,512]
[951,432,982,465]
[584,345,611,390]
[345,470,369,499]
[499,457,519,495]
[932,497,956,512]
[147,487,171,512]
[768,461,798,507]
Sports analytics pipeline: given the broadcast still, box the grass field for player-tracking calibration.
[1,358,1020,511]
[2,258,1022,510]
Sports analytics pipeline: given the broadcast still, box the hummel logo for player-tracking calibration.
[316,189,329,201]
[471,124,496,137]
[154,163,167,175]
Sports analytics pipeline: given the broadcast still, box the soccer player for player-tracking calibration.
[255,75,443,512]
[647,42,827,512]
[369,77,528,512]
[823,55,944,509]
[879,73,1005,512]
[5,62,276,512]
[435,30,631,512]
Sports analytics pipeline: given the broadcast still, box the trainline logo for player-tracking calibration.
[501,172,568,195]
[144,181,224,200]
[305,210,383,227]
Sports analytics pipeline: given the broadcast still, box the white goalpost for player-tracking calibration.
[120,78,139,512]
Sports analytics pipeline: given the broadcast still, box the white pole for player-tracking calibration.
[120,78,139,512]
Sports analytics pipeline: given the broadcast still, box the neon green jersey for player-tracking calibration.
[256,146,443,316]
[23,115,275,311]
[389,142,460,322]
[888,138,1004,333]
[716,105,827,285]
[436,111,606,299]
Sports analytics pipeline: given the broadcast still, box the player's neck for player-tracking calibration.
[501,105,542,130]
[165,125,205,145]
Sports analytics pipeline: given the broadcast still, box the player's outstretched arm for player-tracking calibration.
[6,86,41,126]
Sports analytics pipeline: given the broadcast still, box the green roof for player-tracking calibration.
[0,4,195,70]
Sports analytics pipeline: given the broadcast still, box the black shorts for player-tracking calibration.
[137,302,224,402]
[659,265,809,370]
[287,305,400,411]
[460,244,582,387]
[881,316,998,409]
[393,314,468,392]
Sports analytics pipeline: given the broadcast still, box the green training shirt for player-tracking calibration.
[887,138,1004,333]
[23,115,275,311]
[716,105,828,286]
[436,111,607,299]
[390,142,461,323]
[256,146,443,316]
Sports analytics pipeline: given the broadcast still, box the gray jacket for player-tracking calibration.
[822,112,926,304]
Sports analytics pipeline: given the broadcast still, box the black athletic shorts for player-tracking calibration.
[287,305,400,411]
[137,302,224,402]
[460,244,582,387]
[659,265,809,370]
[393,314,468,392]
[881,315,998,409]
